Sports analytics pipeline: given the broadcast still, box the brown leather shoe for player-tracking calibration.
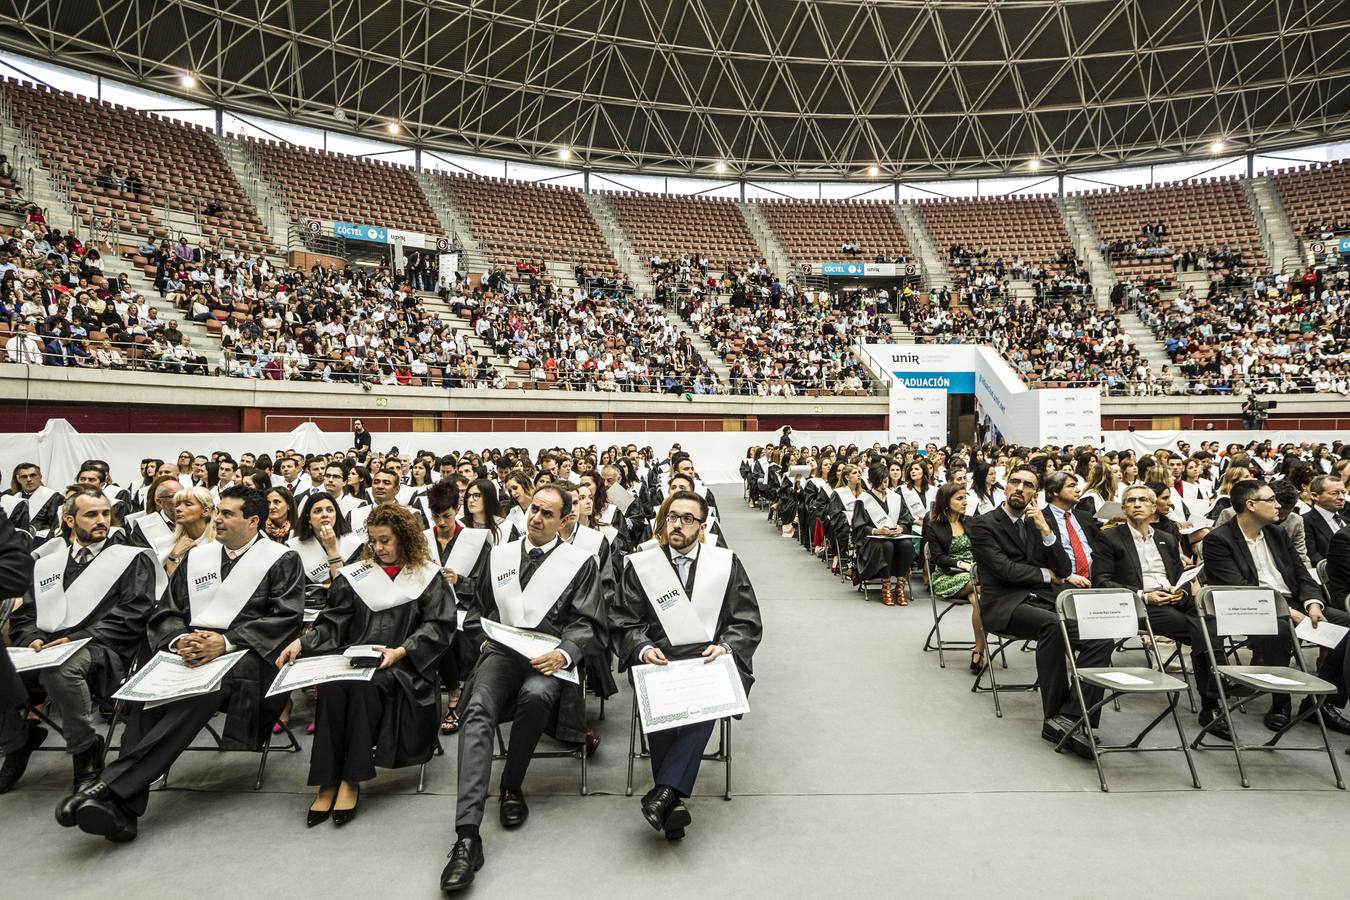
[896,581,909,606]
[881,582,896,606]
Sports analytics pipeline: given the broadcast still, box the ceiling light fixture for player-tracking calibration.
[180,73,196,88]
[559,145,572,160]
[1210,139,1226,154]
[1029,158,1041,171]
[715,161,728,174]
[387,121,401,135]
[867,164,880,177]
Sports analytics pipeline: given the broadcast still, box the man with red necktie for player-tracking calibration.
[1042,472,1100,586]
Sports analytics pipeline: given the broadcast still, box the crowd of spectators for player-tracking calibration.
[899,290,1151,395]
[944,245,1093,305]
[675,268,890,396]
[1137,265,1350,396]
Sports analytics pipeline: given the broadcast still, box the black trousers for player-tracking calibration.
[1003,597,1115,722]
[308,669,397,786]
[103,689,224,816]
[648,719,716,797]
[875,537,915,578]
[1146,601,1221,709]
[454,647,562,827]
[1251,605,1350,710]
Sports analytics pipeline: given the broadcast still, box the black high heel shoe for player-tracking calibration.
[333,784,360,828]
[307,789,337,827]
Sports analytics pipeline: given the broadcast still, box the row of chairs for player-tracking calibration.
[926,565,1344,792]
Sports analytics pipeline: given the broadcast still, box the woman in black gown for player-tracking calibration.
[275,503,455,827]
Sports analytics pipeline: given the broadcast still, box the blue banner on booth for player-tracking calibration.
[1339,237,1350,255]
[334,221,389,243]
[892,371,976,393]
[820,261,866,276]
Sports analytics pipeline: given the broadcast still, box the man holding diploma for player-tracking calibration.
[56,486,303,843]
[1090,485,1228,738]
[2,488,156,795]
[613,489,762,841]
[440,483,604,893]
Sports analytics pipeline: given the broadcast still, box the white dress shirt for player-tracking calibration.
[1244,531,1291,597]
[1128,525,1168,591]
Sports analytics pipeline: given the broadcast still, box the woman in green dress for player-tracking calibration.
[922,483,986,673]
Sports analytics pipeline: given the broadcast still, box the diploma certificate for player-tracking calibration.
[267,654,376,697]
[113,650,247,705]
[633,655,749,734]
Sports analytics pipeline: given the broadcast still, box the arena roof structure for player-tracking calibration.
[2,0,1350,180]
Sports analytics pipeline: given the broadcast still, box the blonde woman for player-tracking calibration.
[164,486,215,577]
[1078,457,1119,517]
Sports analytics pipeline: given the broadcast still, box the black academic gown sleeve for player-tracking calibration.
[12,547,156,695]
[613,550,762,693]
[302,574,455,768]
[440,528,492,611]
[146,542,305,749]
[0,509,32,598]
[28,492,63,536]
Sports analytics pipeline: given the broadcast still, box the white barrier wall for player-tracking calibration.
[0,421,888,491]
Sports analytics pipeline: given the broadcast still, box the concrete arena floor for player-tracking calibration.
[2,485,1346,898]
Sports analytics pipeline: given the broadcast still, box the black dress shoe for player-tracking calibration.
[0,725,48,794]
[1299,700,1350,735]
[307,789,337,827]
[1198,708,1232,741]
[499,787,528,828]
[642,785,692,833]
[664,826,686,841]
[1263,707,1292,732]
[333,784,360,828]
[73,786,138,843]
[57,779,115,828]
[1041,716,1094,760]
[440,837,484,893]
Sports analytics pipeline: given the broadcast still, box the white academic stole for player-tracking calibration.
[505,505,527,535]
[288,532,365,583]
[568,524,606,559]
[834,487,859,513]
[858,489,903,529]
[627,545,732,646]
[32,541,146,632]
[488,540,589,629]
[426,525,490,573]
[347,503,373,533]
[186,538,291,628]
[339,560,438,612]
[19,485,58,531]
[596,505,617,526]
[102,484,124,504]
[134,511,176,563]
[337,494,368,517]
[396,485,415,505]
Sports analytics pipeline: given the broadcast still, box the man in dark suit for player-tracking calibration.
[1042,472,1100,583]
[1092,484,1227,737]
[1204,479,1350,734]
[1327,528,1350,614]
[0,509,38,786]
[1302,474,1346,566]
[970,465,1114,757]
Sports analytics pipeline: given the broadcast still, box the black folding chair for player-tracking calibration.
[921,545,977,667]
[1056,589,1201,792]
[968,564,1039,717]
[1190,585,1344,790]
[624,691,731,801]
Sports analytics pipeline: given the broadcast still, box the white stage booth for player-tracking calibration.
[859,343,1102,447]
[0,422,888,490]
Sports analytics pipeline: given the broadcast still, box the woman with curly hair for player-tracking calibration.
[276,503,455,828]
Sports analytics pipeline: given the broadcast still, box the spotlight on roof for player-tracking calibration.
[715,161,728,174]
[1210,139,1226,154]
[867,165,880,177]
[387,121,401,135]
[1029,158,1041,171]
[180,73,196,88]
[558,145,572,161]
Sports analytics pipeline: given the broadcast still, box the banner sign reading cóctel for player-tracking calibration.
[334,221,389,243]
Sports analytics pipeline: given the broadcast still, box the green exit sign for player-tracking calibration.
[375,397,388,407]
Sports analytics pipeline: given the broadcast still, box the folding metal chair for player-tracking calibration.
[921,544,977,667]
[492,669,591,795]
[624,691,731,801]
[968,564,1039,717]
[417,738,444,794]
[1055,589,1201,792]
[1190,585,1344,790]
[157,717,303,792]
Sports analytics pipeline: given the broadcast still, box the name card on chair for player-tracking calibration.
[1075,591,1138,641]
[1214,589,1279,636]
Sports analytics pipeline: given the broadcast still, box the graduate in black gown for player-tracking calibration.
[276,503,455,827]
[8,462,64,538]
[850,461,917,606]
[423,479,492,735]
[56,486,303,843]
[613,489,762,840]
[2,488,156,795]
[0,508,39,788]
